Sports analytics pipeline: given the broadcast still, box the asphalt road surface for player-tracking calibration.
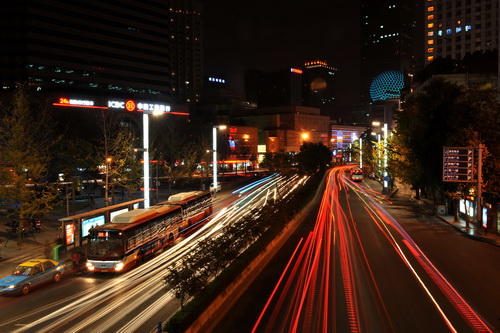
[213,166,499,332]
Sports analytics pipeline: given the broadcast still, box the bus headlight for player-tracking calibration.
[115,262,124,271]
[86,262,95,271]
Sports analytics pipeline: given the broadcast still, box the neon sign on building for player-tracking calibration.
[54,97,185,115]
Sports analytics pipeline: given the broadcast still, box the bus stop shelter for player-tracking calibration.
[58,199,144,251]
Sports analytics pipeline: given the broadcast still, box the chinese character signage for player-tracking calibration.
[443,147,474,182]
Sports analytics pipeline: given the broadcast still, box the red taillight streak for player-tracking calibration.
[364,196,492,332]
[251,237,307,333]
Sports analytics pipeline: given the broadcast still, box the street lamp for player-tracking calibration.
[143,109,166,208]
[383,123,389,193]
[212,125,227,197]
[104,157,112,206]
[359,136,363,169]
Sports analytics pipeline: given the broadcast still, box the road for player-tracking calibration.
[0,174,308,332]
[214,166,499,332]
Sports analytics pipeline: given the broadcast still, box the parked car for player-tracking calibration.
[0,259,67,296]
[209,182,222,192]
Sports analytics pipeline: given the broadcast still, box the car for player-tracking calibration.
[349,167,364,182]
[0,259,67,296]
[209,182,221,192]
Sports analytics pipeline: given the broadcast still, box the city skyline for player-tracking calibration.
[200,0,361,108]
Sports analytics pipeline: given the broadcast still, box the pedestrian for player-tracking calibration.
[44,240,52,259]
[55,234,63,245]
[72,251,81,275]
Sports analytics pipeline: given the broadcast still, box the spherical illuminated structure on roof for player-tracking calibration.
[310,78,327,91]
[370,70,404,102]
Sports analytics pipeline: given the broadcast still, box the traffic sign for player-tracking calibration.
[443,147,474,182]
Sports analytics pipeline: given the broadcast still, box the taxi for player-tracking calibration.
[0,259,66,296]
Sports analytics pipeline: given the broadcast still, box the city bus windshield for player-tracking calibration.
[87,230,124,259]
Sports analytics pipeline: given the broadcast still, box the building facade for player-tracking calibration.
[1,0,173,98]
[1,0,203,110]
[235,106,331,155]
[425,0,499,64]
[244,68,303,108]
[168,0,204,107]
[302,60,337,118]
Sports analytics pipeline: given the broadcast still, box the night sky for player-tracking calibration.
[200,0,361,107]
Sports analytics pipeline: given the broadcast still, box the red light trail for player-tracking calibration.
[251,166,493,332]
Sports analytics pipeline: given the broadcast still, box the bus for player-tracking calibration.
[85,191,212,273]
[349,167,364,181]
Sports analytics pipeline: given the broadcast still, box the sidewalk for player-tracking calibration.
[366,178,500,247]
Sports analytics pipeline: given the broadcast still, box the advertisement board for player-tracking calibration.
[81,215,105,237]
[65,223,75,245]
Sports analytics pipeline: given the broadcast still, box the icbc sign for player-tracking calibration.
[108,100,136,111]
[125,100,136,111]
[55,97,184,115]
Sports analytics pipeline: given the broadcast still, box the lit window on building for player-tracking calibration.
[465,25,472,31]
[428,15,434,20]
[456,27,462,33]
[428,6,434,11]
[428,31,434,36]
[427,47,434,53]
[447,29,452,34]
[438,30,443,36]
[427,56,434,61]
[428,40,434,44]
[428,23,434,28]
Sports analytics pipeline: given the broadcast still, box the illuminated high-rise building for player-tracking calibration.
[167,0,204,106]
[0,0,203,110]
[425,0,499,64]
[1,0,172,98]
[302,60,337,117]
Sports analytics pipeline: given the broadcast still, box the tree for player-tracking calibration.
[296,142,332,175]
[392,78,462,200]
[261,152,296,175]
[111,129,143,199]
[0,87,59,247]
[163,259,199,310]
[95,110,141,204]
[393,78,499,227]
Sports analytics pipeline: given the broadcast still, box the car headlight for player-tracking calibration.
[115,262,124,271]
[85,262,95,271]
[7,284,17,289]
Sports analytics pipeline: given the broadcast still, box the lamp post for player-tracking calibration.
[359,136,363,169]
[143,109,165,209]
[104,157,112,206]
[143,113,150,208]
[383,123,389,193]
[212,125,226,197]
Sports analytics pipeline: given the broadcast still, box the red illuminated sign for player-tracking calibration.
[65,223,75,245]
[125,100,136,111]
[290,68,303,74]
[53,97,188,115]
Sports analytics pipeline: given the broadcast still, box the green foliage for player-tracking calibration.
[0,87,59,220]
[296,142,332,175]
[393,78,462,194]
[261,152,296,174]
[392,77,500,203]
[415,50,498,83]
